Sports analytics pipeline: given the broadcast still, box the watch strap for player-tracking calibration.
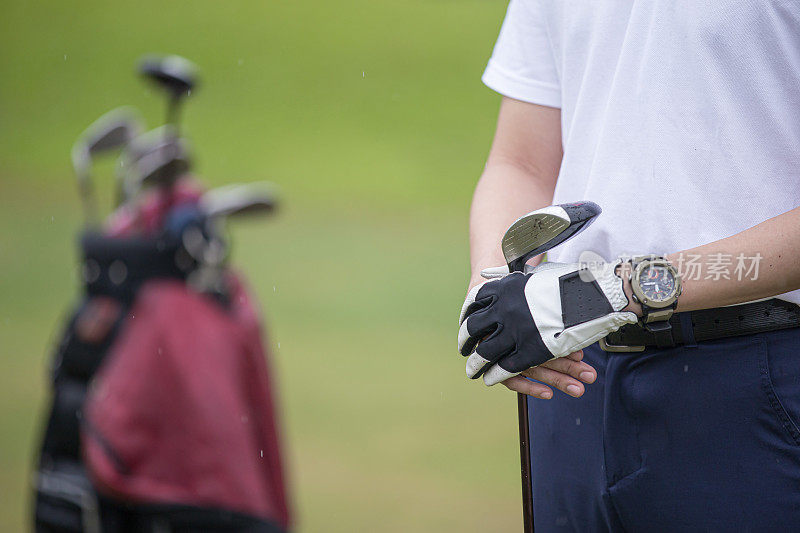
[644,321,675,348]
[643,308,675,323]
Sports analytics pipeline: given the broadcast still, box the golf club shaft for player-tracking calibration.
[511,250,534,533]
[166,94,181,136]
[80,177,99,227]
[518,392,534,533]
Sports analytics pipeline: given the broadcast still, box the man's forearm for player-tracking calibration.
[621,207,800,315]
[670,206,800,311]
[469,161,556,288]
[469,98,563,288]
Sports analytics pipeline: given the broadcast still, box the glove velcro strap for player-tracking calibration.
[559,271,614,328]
[591,261,629,311]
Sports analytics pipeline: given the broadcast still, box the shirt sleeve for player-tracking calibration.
[482,0,561,108]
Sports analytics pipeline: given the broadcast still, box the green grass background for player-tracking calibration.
[0,1,524,530]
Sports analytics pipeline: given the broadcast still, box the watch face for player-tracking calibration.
[638,264,677,303]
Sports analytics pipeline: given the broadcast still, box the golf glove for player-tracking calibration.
[458,261,637,386]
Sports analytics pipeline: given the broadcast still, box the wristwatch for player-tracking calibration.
[628,255,682,346]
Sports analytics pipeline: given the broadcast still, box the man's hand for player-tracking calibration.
[458,262,637,393]
[479,264,596,398]
[502,350,596,399]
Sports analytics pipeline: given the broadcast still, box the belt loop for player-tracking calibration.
[679,311,698,348]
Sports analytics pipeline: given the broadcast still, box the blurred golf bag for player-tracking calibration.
[32,56,291,532]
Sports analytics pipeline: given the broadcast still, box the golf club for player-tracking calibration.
[199,182,279,219]
[175,182,279,297]
[115,55,198,207]
[72,107,143,224]
[500,200,601,533]
[119,126,192,202]
[139,54,198,135]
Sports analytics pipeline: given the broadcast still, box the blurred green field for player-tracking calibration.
[0,1,523,531]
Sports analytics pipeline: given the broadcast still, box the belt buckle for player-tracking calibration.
[599,337,645,353]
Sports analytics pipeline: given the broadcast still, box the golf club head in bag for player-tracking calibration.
[72,107,144,225]
[200,182,279,219]
[139,54,198,132]
[108,54,198,208]
[165,182,280,298]
[119,126,192,204]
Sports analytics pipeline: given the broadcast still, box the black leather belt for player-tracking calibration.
[600,299,800,352]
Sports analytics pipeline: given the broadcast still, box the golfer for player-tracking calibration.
[458,2,800,530]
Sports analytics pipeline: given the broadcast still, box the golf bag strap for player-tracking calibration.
[81,231,193,302]
[53,299,127,381]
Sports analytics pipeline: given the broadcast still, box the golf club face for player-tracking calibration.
[502,201,601,272]
[72,107,143,173]
[200,183,279,219]
[139,54,198,98]
[87,124,135,153]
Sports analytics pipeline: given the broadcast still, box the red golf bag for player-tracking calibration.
[33,183,291,532]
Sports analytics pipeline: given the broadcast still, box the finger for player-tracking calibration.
[538,356,596,384]
[565,350,584,361]
[483,363,519,386]
[469,336,516,380]
[459,281,490,324]
[457,310,497,355]
[483,344,553,386]
[457,320,473,354]
[520,365,587,398]
[501,375,553,399]
[482,264,541,279]
[466,351,492,379]
[480,265,511,279]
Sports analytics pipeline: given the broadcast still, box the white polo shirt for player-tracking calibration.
[483,0,800,303]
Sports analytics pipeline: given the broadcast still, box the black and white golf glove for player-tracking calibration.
[458,261,637,386]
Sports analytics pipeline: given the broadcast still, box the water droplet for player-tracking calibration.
[238,59,244,66]
[683,365,689,373]
[277,342,281,349]
[575,418,581,426]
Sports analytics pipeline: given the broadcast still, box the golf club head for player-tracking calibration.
[120,126,192,201]
[71,107,144,223]
[200,182,279,219]
[139,54,198,98]
[502,201,601,272]
[72,107,144,177]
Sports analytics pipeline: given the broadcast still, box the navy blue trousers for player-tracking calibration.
[528,328,800,532]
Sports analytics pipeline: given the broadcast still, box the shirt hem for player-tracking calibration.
[482,60,561,109]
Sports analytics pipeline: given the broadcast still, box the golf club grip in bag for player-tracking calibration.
[33,232,291,532]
